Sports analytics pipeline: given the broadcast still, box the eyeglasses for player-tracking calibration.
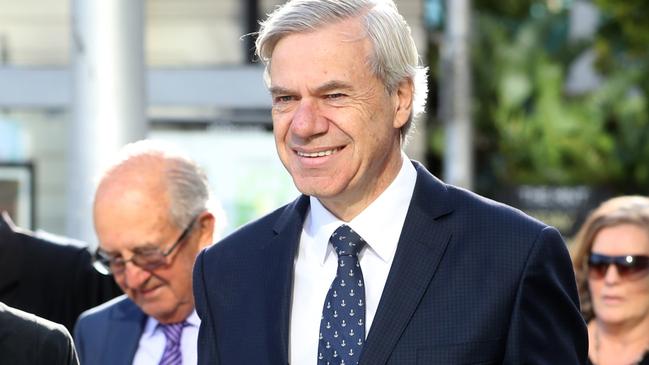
[93,215,199,275]
[587,253,649,280]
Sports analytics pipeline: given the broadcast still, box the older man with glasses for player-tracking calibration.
[74,140,217,365]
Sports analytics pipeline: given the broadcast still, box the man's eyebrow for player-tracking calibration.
[132,243,159,250]
[268,86,293,95]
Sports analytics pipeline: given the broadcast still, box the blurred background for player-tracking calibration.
[0,0,646,246]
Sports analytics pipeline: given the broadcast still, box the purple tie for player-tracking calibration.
[159,322,185,365]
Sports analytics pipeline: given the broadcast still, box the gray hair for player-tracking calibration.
[255,0,428,141]
[100,140,212,230]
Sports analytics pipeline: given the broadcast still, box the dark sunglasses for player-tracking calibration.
[587,253,649,280]
[93,215,199,276]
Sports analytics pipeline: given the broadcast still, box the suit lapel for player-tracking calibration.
[104,299,147,365]
[360,162,453,365]
[263,195,310,364]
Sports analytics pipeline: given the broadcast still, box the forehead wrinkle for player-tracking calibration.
[314,80,354,93]
[337,29,367,44]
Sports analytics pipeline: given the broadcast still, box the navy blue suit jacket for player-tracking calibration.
[194,161,588,364]
[74,295,146,365]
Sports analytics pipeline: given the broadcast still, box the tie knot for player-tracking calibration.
[330,224,366,257]
[160,322,185,345]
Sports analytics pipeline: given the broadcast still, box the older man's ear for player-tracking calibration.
[196,211,216,249]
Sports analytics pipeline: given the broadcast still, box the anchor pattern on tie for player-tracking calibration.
[318,224,366,365]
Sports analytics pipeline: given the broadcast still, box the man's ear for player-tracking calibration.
[393,78,414,129]
[197,211,216,249]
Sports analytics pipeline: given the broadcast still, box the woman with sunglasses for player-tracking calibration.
[572,196,649,365]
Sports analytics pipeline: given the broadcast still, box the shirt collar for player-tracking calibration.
[308,153,417,264]
[142,309,200,339]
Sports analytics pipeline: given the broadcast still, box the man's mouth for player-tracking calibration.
[139,284,162,296]
[296,147,342,158]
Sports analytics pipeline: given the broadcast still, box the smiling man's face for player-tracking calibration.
[269,16,412,221]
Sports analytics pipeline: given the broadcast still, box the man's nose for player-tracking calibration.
[291,99,328,138]
[122,262,151,289]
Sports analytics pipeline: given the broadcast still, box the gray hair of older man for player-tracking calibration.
[255,0,428,143]
[99,140,213,230]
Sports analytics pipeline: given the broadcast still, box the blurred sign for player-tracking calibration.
[495,185,612,239]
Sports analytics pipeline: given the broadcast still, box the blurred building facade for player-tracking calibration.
[0,0,427,243]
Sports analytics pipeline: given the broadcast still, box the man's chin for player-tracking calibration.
[141,304,175,322]
[293,178,343,198]
[146,305,194,324]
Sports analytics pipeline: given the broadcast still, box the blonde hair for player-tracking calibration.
[571,195,649,321]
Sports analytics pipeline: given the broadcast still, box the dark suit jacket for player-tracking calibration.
[0,212,122,333]
[0,301,79,365]
[194,161,588,364]
[74,295,147,365]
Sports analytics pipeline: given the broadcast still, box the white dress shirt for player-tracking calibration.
[289,154,417,364]
[132,310,200,365]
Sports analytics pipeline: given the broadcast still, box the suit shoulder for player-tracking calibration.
[202,198,303,258]
[0,302,73,349]
[20,230,90,263]
[437,184,570,280]
[76,295,133,325]
[445,184,551,237]
[412,162,548,235]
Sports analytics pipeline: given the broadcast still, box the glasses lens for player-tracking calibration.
[93,251,114,275]
[132,250,166,271]
[93,260,111,276]
[617,256,649,279]
[587,261,609,279]
[588,254,649,280]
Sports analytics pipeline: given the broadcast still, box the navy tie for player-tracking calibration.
[318,224,367,365]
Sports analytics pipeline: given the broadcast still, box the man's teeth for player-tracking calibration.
[297,148,339,157]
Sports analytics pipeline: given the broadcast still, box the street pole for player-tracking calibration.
[440,0,473,189]
[68,0,147,245]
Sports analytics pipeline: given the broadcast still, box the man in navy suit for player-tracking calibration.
[74,141,217,365]
[193,0,588,363]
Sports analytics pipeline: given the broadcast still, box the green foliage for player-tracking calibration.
[591,64,649,192]
[428,1,649,193]
[591,0,649,192]
[593,0,649,61]
[474,0,537,19]
[474,12,616,186]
